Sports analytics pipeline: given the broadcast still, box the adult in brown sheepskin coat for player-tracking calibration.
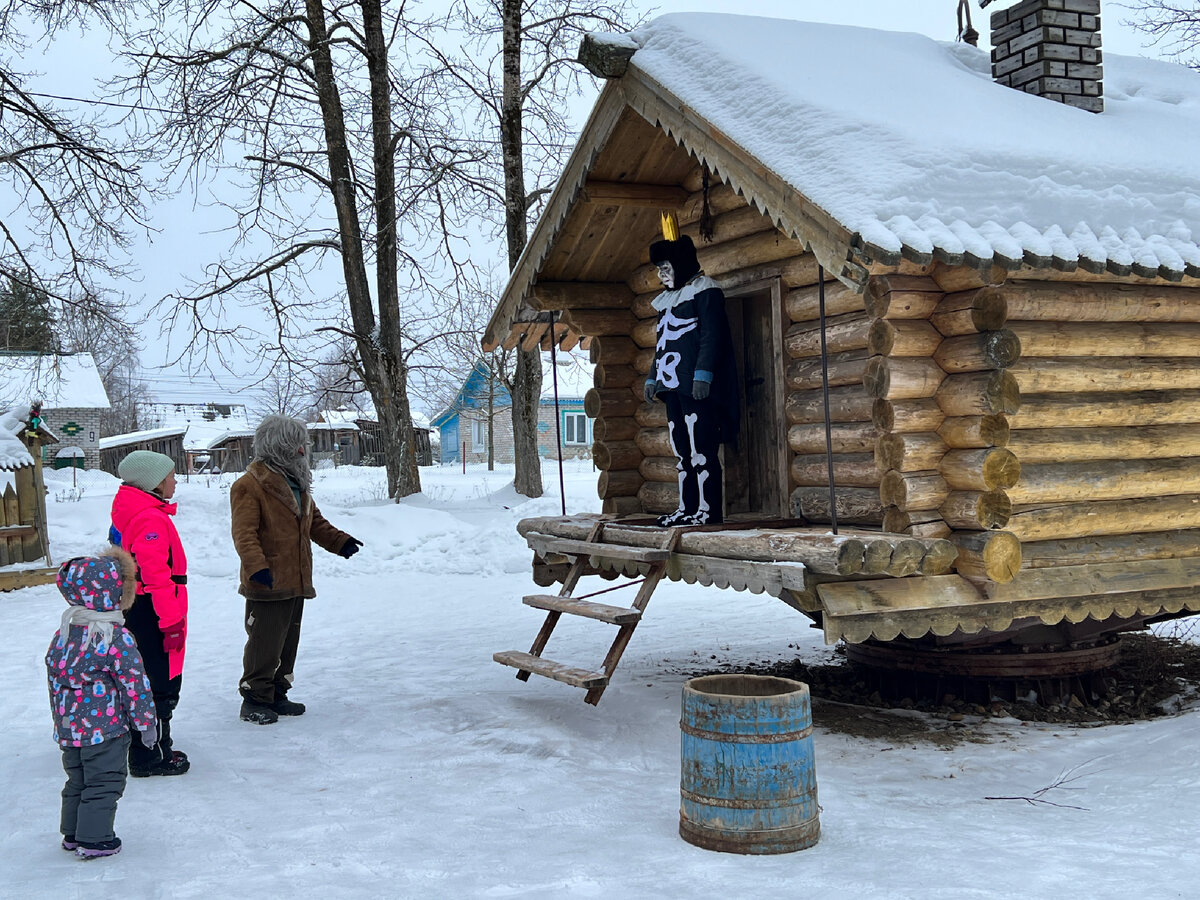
[230,415,361,725]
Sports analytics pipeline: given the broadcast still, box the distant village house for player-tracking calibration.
[432,355,595,465]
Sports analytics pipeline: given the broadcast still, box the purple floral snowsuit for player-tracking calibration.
[47,557,157,746]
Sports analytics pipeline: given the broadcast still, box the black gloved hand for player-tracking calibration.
[643,380,658,403]
[692,380,711,400]
[250,568,273,588]
[340,538,363,559]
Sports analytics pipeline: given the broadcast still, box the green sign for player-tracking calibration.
[61,421,82,436]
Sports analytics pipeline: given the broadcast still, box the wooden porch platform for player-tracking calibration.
[517,514,1200,645]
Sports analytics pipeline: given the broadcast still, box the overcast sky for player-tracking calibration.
[30,2,1169,406]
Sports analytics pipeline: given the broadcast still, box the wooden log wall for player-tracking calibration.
[948,280,1200,564]
[784,278,881,527]
[859,273,1026,582]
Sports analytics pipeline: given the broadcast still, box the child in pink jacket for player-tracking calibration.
[47,550,157,859]
[110,450,190,777]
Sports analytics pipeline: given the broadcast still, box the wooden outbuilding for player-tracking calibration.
[0,409,57,588]
[484,11,1200,701]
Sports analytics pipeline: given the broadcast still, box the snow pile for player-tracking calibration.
[614,14,1200,276]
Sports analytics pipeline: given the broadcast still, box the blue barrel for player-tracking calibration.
[680,674,819,854]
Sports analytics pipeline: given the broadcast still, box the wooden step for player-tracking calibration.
[523,594,642,624]
[493,651,608,689]
[536,536,672,563]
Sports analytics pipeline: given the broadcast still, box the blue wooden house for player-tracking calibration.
[432,355,594,465]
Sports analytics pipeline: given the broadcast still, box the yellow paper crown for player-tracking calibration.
[660,211,680,242]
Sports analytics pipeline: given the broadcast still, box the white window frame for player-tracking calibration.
[470,417,487,451]
[563,412,589,446]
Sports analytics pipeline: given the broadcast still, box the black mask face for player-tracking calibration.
[649,235,700,287]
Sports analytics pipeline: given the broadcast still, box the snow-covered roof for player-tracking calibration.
[0,408,34,471]
[598,14,1200,279]
[308,420,360,432]
[319,407,363,427]
[0,353,111,410]
[138,402,252,451]
[99,425,185,450]
[206,428,255,447]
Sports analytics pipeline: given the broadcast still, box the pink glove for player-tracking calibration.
[162,620,186,653]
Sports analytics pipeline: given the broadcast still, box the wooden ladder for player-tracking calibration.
[494,522,683,705]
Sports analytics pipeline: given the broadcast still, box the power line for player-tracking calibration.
[24,89,576,149]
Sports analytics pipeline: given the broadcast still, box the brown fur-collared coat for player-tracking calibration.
[230,460,353,601]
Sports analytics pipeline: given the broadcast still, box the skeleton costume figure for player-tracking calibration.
[643,233,739,526]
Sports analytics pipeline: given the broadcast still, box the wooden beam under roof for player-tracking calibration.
[580,179,689,208]
[529,281,634,311]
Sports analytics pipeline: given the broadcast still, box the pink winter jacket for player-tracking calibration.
[110,485,189,678]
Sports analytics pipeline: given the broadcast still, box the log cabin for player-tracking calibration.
[485,6,1200,702]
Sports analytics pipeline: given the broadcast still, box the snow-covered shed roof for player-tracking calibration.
[623,14,1200,277]
[317,404,430,431]
[137,402,252,452]
[318,407,363,427]
[0,408,34,471]
[486,13,1200,348]
[308,420,360,432]
[99,425,185,451]
[0,353,111,410]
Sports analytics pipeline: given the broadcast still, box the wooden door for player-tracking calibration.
[723,279,789,519]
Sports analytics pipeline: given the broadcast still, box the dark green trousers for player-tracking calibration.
[239,596,304,704]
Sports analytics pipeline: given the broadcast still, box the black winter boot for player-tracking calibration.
[240,699,279,725]
[270,695,306,716]
[130,751,190,777]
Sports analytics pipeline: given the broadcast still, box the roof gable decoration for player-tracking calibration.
[580,14,1200,282]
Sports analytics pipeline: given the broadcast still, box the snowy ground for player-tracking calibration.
[3,460,1198,899]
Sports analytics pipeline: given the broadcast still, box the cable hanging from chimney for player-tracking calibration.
[957,0,980,46]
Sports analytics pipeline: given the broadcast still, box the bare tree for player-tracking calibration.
[413,0,639,497]
[253,365,312,421]
[0,2,149,311]
[116,0,484,498]
[1123,2,1200,68]
[305,336,373,421]
[414,269,515,470]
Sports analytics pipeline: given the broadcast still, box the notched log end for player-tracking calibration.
[578,33,638,79]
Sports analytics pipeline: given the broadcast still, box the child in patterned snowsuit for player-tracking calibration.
[46,550,158,859]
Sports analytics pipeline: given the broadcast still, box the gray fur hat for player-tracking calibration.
[118,450,176,492]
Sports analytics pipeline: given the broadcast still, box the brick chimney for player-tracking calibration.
[990,0,1103,113]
